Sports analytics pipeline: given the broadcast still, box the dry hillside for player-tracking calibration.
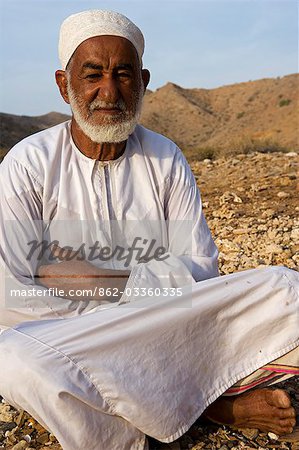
[140,73,298,159]
[0,112,70,160]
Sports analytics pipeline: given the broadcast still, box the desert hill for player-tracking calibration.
[0,73,298,161]
[140,73,298,159]
[0,112,70,159]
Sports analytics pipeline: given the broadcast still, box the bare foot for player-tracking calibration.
[203,388,297,435]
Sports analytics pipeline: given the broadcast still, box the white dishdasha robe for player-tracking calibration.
[0,122,298,450]
[0,121,218,329]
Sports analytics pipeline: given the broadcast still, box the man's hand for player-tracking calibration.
[36,245,130,301]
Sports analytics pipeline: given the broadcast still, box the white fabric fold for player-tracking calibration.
[0,266,298,448]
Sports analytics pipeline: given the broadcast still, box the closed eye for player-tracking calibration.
[86,73,102,79]
[117,71,131,78]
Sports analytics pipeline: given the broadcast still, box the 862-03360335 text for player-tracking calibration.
[9,287,183,299]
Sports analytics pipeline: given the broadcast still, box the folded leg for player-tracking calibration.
[0,266,298,445]
[0,328,147,450]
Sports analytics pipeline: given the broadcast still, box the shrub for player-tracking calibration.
[279,99,291,107]
[224,137,290,156]
[184,146,218,162]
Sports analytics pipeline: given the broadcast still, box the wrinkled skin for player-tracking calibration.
[204,388,297,435]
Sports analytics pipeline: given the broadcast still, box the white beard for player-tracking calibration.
[67,82,143,144]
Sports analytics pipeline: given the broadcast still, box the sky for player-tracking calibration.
[0,0,297,116]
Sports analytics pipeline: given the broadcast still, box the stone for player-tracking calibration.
[265,243,284,254]
[11,441,28,450]
[36,432,50,444]
[0,403,14,422]
[277,191,290,198]
[232,229,249,235]
[268,431,279,440]
[290,228,299,241]
[219,191,243,205]
[241,428,259,440]
[0,420,17,434]
[22,434,31,443]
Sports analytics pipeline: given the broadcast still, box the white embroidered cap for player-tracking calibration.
[58,10,145,70]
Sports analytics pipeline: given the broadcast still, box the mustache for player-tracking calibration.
[89,99,126,112]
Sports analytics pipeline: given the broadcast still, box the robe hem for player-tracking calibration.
[9,327,117,415]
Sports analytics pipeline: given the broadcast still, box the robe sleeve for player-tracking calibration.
[0,156,100,327]
[164,148,219,281]
[119,148,219,304]
[0,157,44,283]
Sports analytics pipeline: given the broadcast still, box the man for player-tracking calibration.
[0,10,298,450]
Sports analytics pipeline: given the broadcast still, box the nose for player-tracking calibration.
[98,75,119,104]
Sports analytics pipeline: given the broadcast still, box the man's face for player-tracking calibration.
[64,35,146,143]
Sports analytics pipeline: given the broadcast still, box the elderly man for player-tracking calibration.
[0,10,298,450]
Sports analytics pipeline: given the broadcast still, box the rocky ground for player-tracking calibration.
[193,151,298,274]
[0,151,298,449]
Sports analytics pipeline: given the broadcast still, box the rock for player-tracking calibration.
[22,434,31,443]
[261,209,275,218]
[0,403,15,422]
[251,183,267,192]
[290,244,299,255]
[265,243,284,254]
[267,229,278,239]
[232,229,249,235]
[268,431,279,440]
[0,420,17,434]
[36,432,50,444]
[241,427,259,440]
[277,191,290,198]
[290,228,299,241]
[11,441,28,450]
[280,177,293,186]
[219,191,243,205]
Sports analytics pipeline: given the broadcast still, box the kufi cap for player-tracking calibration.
[58,10,145,70]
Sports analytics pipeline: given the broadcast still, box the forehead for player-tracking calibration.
[70,35,140,68]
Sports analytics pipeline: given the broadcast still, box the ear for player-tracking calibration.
[141,69,150,93]
[55,70,70,104]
